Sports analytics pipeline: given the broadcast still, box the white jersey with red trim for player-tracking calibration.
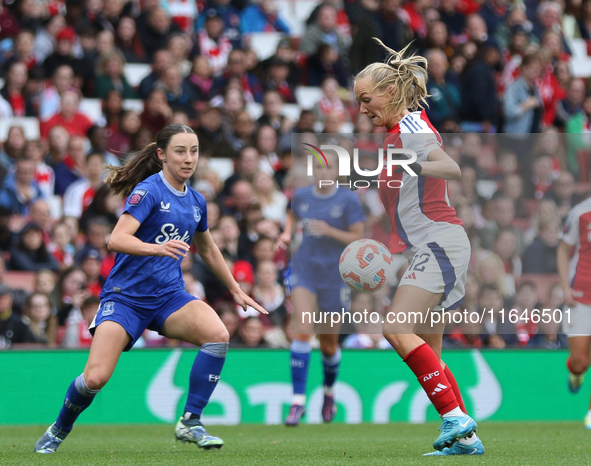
[560,197,591,305]
[379,110,463,254]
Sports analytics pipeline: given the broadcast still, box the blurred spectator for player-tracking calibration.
[0,0,21,40]
[263,58,296,103]
[29,199,52,244]
[313,76,348,124]
[141,89,173,135]
[527,316,568,348]
[12,30,39,70]
[0,125,26,171]
[512,281,540,345]
[48,221,76,269]
[53,135,87,195]
[139,8,181,61]
[138,49,173,99]
[55,266,90,327]
[460,46,499,131]
[478,284,518,347]
[79,249,104,296]
[259,38,300,89]
[76,216,111,265]
[88,125,119,166]
[239,0,290,34]
[218,215,243,260]
[46,125,69,167]
[425,49,461,129]
[218,302,240,340]
[0,205,15,251]
[252,170,288,224]
[579,0,591,39]
[529,154,556,200]
[301,4,349,61]
[438,0,466,37]
[196,106,237,159]
[196,0,242,47]
[252,259,286,326]
[530,129,566,177]
[108,109,141,155]
[223,146,260,197]
[43,26,83,79]
[0,157,44,215]
[185,55,218,105]
[34,15,66,64]
[554,77,585,130]
[9,222,59,272]
[308,43,349,88]
[257,90,289,134]
[40,89,93,140]
[493,228,522,280]
[565,91,591,176]
[63,152,105,218]
[22,292,52,344]
[502,173,528,219]
[115,16,146,64]
[167,33,192,77]
[544,171,580,221]
[0,285,35,348]
[155,65,195,116]
[231,315,267,347]
[218,49,263,103]
[522,218,561,274]
[24,140,55,199]
[479,195,524,255]
[62,295,99,348]
[255,124,280,174]
[1,61,35,117]
[79,184,121,233]
[479,0,509,36]
[477,252,513,297]
[94,50,137,99]
[197,10,233,77]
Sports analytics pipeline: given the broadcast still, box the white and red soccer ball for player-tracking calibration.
[339,239,394,293]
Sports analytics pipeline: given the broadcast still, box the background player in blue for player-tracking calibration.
[35,124,267,454]
[285,149,366,426]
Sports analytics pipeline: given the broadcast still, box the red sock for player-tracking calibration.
[403,343,459,416]
[444,366,467,414]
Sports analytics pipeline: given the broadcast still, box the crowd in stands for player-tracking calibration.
[0,0,590,350]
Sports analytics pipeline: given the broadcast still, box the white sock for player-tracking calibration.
[442,407,464,418]
[458,434,479,445]
[324,385,333,395]
[293,394,306,406]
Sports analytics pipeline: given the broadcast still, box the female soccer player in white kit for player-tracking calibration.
[354,41,484,456]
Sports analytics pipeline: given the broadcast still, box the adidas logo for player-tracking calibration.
[431,383,448,396]
[404,272,417,280]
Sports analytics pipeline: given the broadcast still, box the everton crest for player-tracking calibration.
[193,206,202,223]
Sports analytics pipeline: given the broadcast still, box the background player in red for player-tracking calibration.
[354,40,483,456]
[558,196,591,429]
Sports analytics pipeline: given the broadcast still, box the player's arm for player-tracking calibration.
[311,220,364,245]
[557,239,577,307]
[108,213,189,260]
[408,149,461,180]
[194,229,268,314]
[276,207,292,249]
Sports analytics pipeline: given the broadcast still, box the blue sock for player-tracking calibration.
[323,347,341,392]
[290,340,311,400]
[184,342,228,416]
[55,374,100,434]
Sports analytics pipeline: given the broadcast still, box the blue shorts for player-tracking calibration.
[89,290,198,351]
[291,268,351,313]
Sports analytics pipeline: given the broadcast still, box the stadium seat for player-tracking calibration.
[208,158,235,182]
[2,271,36,293]
[276,0,317,36]
[79,98,103,123]
[248,32,286,60]
[517,274,560,306]
[123,63,152,88]
[0,117,40,141]
[123,99,145,113]
[246,102,263,120]
[282,103,301,121]
[567,39,591,77]
[295,86,323,109]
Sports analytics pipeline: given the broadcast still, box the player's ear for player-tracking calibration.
[386,84,396,97]
[156,147,166,163]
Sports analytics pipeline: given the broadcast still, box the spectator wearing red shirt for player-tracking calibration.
[41,89,93,140]
[63,152,105,219]
[0,61,35,117]
[0,0,21,40]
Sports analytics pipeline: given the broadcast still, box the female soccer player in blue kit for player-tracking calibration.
[285,149,366,426]
[35,124,267,453]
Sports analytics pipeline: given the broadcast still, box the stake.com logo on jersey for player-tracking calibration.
[303,143,419,189]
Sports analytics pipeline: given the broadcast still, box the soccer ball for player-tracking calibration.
[339,239,394,293]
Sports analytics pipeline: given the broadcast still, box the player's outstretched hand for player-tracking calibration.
[154,240,190,260]
[563,286,578,308]
[275,231,290,250]
[231,287,269,315]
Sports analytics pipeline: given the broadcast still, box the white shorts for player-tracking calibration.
[399,232,471,312]
[563,303,591,337]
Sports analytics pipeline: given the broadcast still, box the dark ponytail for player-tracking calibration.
[105,124,196,197]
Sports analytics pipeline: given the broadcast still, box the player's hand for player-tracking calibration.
[231,287,268,315]
[563,286,578,308]
[154,240,190,260]
[275,231,291,250]
[308,219,332,237]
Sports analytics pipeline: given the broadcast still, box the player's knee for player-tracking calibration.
[209,327,230,344]
[383,333,401,349]
[571,355,590,374]
[319,341,337,356]
[84,371,110,391]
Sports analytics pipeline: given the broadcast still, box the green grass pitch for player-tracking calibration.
[1,422,589,465]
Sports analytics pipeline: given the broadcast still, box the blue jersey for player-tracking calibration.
[291,185,365,288]
[101,171,208,300]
